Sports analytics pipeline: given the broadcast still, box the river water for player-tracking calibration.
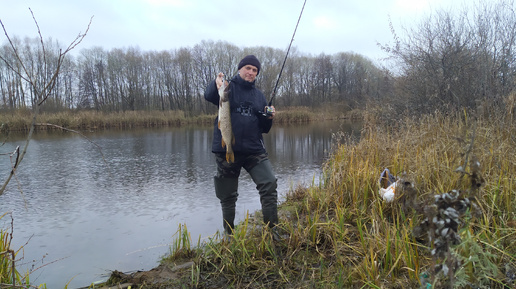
[0,120,361,288]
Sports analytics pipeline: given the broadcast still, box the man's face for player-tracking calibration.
[239,65,258,82]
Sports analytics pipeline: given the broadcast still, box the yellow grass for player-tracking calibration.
[160,109,516,288]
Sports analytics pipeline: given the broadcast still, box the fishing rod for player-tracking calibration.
[265,0,307,116]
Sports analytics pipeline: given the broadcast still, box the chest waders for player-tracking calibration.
[214,159,278,235]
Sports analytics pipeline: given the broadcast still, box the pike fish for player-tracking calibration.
[218,79,235,163]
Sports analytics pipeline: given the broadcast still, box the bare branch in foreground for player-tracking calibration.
[0,9,93,196]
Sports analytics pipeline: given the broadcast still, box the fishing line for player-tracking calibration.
[267,0,307,109]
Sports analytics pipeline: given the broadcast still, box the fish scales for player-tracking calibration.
[218,80,235,163]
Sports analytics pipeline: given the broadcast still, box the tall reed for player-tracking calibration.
[0,110,201,131]
[319,110,516,288]
[0,107,346,132]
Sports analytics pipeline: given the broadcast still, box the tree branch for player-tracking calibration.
[0,10,93,196]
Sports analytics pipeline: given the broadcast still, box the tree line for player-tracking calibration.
[0,38,387,115]
[1,0,515,117]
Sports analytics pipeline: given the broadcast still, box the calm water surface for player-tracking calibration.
[0,121,361,288]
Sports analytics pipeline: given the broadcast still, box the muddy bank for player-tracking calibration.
[81,261,194,289]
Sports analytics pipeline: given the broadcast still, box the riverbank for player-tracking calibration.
[1,119,346,288]
[0,105,361,132]
[90,111,516,288]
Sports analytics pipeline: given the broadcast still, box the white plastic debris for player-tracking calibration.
[379,180,399,202]
[378,168,398,202]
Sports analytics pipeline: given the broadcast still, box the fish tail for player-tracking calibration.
[226,151,235,163]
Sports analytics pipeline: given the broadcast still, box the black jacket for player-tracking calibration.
[204,74,273,155]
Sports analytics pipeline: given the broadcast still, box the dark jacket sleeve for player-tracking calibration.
[204,80,219,106]
[256,91,273,133]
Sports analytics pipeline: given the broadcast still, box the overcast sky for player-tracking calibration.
[1,0,467,62]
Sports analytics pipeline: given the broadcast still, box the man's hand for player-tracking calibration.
[265,106,276,119]
[216,72,227,89]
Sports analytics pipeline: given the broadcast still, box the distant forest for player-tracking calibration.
[1,0,515,117]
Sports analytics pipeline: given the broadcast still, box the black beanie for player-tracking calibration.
[238,55,261,75]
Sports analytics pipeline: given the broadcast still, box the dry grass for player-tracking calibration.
[4,105,515,288]
[0,110,210,131]
[160,109,516,288]
[0,106,349,132]
[273,104,362,124]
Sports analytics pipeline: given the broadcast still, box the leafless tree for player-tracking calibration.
[381,0,516,115]
[0,9,91,195]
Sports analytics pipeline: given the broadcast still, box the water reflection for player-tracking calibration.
[0,121,360,288]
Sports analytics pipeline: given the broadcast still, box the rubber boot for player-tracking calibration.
[249,160,278,228]
[214,176,239,235]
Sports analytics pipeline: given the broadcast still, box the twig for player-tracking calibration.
[35,123,108,163]
[0,10,93,196]
[0,146,23,197]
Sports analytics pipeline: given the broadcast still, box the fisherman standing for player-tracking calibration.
[204,55,278,236]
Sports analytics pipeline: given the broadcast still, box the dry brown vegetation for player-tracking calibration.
[101,107,516,289]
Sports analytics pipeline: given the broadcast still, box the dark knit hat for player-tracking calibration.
[238,55,261,75]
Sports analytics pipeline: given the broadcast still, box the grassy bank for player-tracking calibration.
[104,111,516,288]
[3,108,514,288]
[0,105,358,132]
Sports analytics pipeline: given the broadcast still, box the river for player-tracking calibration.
[0,120,361,288]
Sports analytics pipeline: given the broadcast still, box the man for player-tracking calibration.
[204,55,278,236]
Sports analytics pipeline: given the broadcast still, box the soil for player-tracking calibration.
[89,261,194,289]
